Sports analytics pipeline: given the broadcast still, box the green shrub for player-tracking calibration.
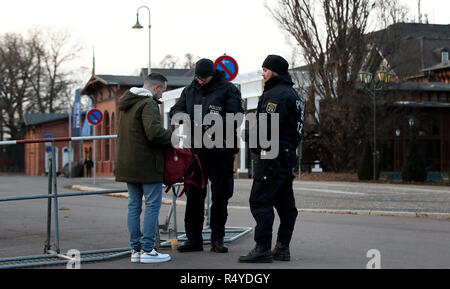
[358,139,373,180]
[401,136,427,182]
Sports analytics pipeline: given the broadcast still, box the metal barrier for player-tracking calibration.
[0,135,135,268]
[0,135,251,268]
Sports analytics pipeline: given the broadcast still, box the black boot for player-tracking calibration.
[178,240,203,253]
[211,240,228,253]
[272,241,290,261]
[238,245,273,263]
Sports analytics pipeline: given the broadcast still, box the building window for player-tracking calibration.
[111,112,115,161]
[442,51,449,63]
[96,126,101,162]
[104,112,110,161]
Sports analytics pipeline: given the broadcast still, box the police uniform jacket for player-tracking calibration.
[256,73,304,151]
[169,70,243,152]
[248,73,304,179]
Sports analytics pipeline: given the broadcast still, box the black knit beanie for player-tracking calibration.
[195,58,215,77]
[262,55,289,75]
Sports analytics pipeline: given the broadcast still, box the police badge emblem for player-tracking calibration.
[266,102,277,114]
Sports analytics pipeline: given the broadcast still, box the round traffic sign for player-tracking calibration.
[214,55,239,82]
[87,108,103,126]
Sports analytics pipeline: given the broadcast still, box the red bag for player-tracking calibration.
[163,148,205,197]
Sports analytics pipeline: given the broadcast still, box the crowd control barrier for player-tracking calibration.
[0,135,251,268]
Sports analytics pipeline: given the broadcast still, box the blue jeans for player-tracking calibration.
[127,183,162,252]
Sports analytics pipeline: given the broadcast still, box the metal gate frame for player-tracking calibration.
[0,135,251,269]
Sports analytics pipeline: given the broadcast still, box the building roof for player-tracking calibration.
[95,75,144,87]
[388,81,450,92]
[24,113,68,126]
[370,23,450,79]
[24,112,88,126]
[81,68,195,95]
[140,68,195,78]
[422,61,450,72]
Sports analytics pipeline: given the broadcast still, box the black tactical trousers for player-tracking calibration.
[249,161,298,251]
[184,149,234,243]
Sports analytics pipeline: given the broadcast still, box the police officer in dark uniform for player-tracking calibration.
[169,58,243,253]
[239,55,304,263]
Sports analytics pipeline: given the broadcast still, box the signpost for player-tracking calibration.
[44,134,53,174]
[86,108,103,185]
[214,55,239,82]
[44,134,52,153]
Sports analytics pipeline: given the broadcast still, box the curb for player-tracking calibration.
[70,185,450,220]
[296,208,450,219]
[227,206,450,219]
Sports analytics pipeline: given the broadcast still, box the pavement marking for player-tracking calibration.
[293,187,368,196]
[298,208,450,219]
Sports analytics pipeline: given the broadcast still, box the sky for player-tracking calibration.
[0,0,449,83]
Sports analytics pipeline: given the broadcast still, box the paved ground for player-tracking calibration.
[66,176,450,216]
[0,175,449,270]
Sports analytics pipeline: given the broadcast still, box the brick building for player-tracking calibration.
[23,68,194,176]
[24,114,84,176]
[367,23,450,173]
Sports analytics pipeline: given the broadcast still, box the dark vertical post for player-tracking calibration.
[44,157,52,253]
[373,91,377,180]
[51,142,61,253]
[397,136,400,171]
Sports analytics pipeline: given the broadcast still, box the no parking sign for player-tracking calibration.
[87,108,103,126]
[44,134,53,153]
[214,55,239,82]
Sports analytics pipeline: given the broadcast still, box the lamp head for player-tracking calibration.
[359,70,373,84]
[132,13,143,29]
[378,67,392,84]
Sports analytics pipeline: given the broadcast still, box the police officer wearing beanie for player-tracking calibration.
[169,58,243,253]
[239,55,304,263]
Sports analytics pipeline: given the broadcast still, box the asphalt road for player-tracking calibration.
[0,175,449,269]
[61,175,450,214]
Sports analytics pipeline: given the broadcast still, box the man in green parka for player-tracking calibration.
[115,73,172,264]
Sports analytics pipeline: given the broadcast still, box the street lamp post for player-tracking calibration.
[395,128,401,171]
[409,117,415,138]
[132,6,151,75]
[359,68,391,180]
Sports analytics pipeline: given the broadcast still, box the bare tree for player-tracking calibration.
[159,54,179,69]
[268,0,374,100]
[159,53,200,69]
[0,33,35,140]
[0,28,82,140]
[267,0,408,172]
[374,0,411,29]
[27,28,83,114]
[183,53,200,69]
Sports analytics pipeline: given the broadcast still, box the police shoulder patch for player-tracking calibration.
[266,102,277,114]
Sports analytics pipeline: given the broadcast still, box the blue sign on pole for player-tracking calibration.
[44,134,53,153]
[81,96,93,137]
[72,88,82,137]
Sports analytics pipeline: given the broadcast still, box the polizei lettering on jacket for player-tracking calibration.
[170,105,279,159]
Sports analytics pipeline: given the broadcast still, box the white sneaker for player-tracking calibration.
[140,249,171,263]
[131,249,140,263]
